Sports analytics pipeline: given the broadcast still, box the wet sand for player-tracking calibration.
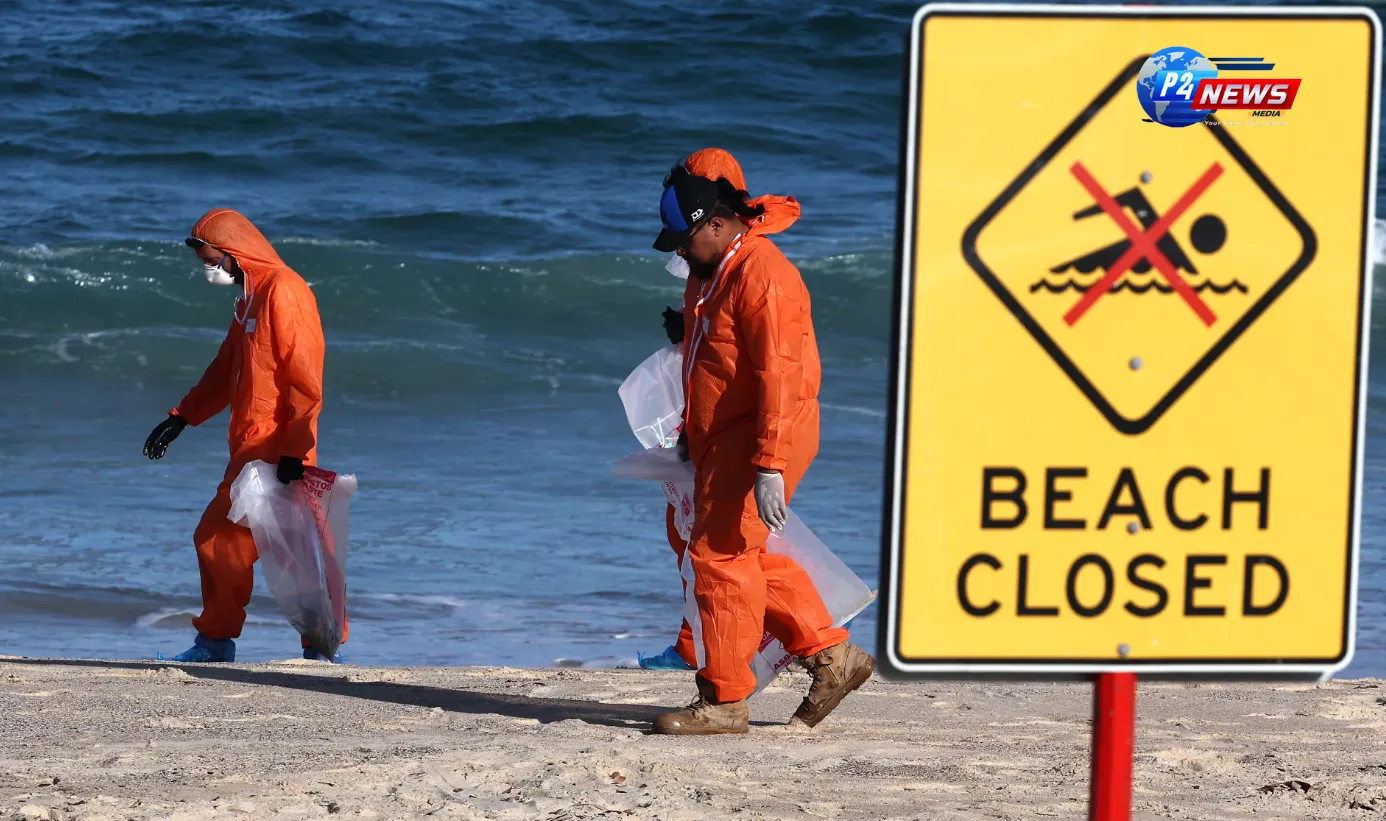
[3,657,1385,820]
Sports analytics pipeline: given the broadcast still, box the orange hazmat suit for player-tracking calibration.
[672,151,846,700]
[172,209,339,645]
[667,148,767,667]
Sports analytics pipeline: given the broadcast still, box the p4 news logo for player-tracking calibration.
[1136,47,1301,127]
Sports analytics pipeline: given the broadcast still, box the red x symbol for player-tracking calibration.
[1063,162,1224,327]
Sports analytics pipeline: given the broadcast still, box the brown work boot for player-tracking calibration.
[651,677,749,735]
[792,641,876,728]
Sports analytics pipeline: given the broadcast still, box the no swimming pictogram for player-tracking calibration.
[1043,175,1233,300]
[1061,161,1223,327]
[962,55,1317,436]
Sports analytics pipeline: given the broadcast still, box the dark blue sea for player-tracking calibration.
[0,0,1383,675]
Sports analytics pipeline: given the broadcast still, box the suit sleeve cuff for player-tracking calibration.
[753,455,789,473]
[170,407,199,426]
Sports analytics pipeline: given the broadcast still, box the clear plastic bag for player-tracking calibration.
[768,514,875,630]
[611,444,876,695]
[227,461,357,660]
[617,344,685,450]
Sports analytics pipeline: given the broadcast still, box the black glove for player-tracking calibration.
[144,414,187,460]
[662,307,684,345]
[677,429,689,463]
[277,456,305,485]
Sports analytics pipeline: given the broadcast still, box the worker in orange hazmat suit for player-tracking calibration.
[654,148,803,672]
[648,167,876,735]
[142,209,340,664]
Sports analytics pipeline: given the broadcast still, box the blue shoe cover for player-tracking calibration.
[637,645,693,670]
[303,647,344,664]
[168,634,236,663]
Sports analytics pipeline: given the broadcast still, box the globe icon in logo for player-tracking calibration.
[1136,46,1219,128]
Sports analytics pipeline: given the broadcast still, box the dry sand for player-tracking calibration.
[2,657,1385,820]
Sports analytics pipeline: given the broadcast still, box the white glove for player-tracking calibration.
[754,470,787,532]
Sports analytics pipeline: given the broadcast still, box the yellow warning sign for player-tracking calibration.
[881,4,1380,677]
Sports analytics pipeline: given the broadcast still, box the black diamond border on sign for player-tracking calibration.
[960,55,1318,437]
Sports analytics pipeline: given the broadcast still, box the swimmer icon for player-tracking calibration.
[1042,188,1230,282]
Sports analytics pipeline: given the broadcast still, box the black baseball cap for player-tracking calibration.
[653,168,721,253]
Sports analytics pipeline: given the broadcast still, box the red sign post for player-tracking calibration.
[1089,673,1137,821]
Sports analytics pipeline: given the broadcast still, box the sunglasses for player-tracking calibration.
[185,237,229,257]
[679,219,711,251]
[185,237,235,268]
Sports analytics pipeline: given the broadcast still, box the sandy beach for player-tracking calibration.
[3,657,1385,820]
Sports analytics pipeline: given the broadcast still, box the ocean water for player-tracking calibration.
[0,0,1383,675]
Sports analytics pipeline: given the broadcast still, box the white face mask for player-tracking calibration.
[665,254,690,280]
[202,252,238,287]
[204,263,236,287]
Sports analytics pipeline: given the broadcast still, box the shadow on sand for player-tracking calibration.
[4,658,670,730]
